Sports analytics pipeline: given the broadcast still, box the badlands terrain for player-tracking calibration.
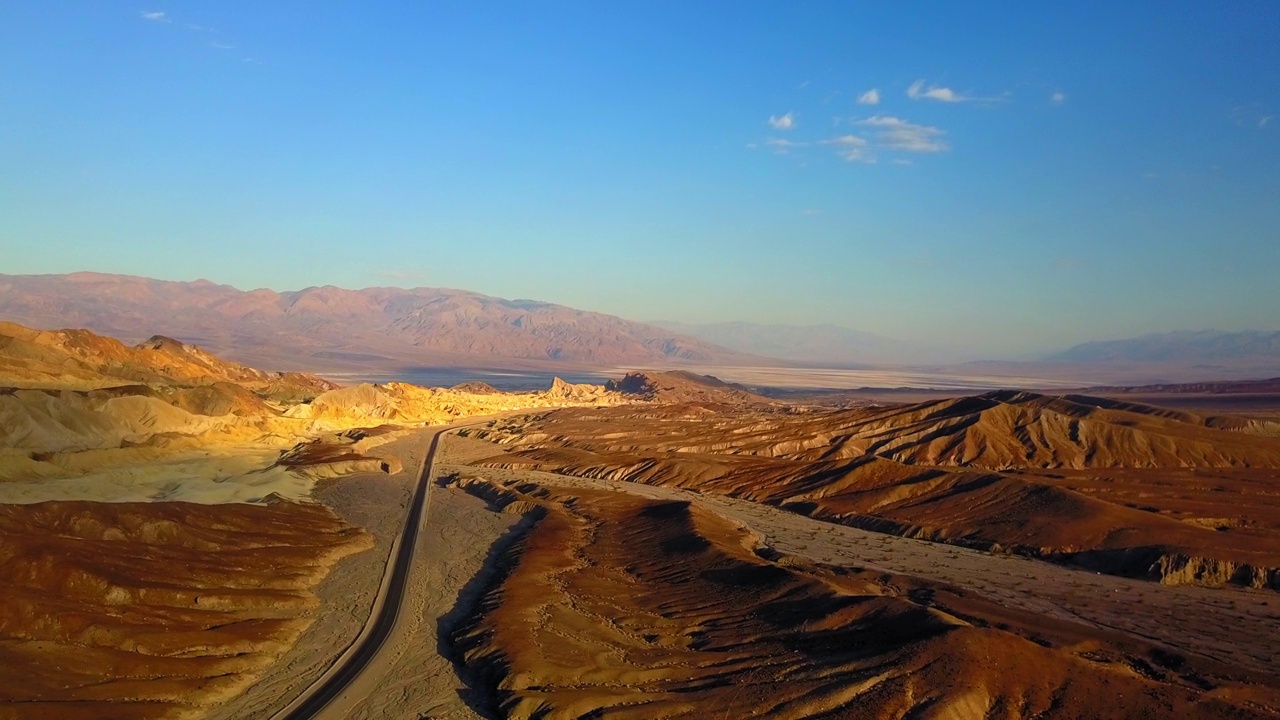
[2,321,1280,718]
[443,378,1280,718]
[0,321,622,718]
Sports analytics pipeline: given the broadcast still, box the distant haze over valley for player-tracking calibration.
[2,272,1278,386]
[653,321,958,366]
[0,272,757,373]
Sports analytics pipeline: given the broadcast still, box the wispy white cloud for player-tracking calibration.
[907,79,1003,104]
[907,79,962,102]
[801,208,822,216]
[1051,91,1066,105]
[1229,103,1274,129]
[752,107,947,165]
[763,137,805,153]
[140,11,252,61]
[857,89,880,106]
[840,148,873,163]
[821,134,872,162]
[823,134,867,147]
[768,112,795,130]
[857,115,948,152]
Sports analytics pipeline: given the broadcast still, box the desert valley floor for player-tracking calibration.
[2,322,1279,719]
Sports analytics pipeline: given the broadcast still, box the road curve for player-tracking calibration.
[272,424,455,720]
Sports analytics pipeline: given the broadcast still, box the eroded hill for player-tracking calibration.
[446,477,1280,719]
[0,321,640,718]
[0,321,638,504]
[0,499,371,720]
[0,321,332,399]
[461,393,1280,589]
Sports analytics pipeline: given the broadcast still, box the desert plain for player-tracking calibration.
[2,321,1279,719]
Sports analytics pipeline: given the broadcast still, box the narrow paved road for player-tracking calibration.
[273,425,451,720]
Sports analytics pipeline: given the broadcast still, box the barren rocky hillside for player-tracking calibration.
[0,273,757,371]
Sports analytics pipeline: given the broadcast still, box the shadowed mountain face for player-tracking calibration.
[1051,330,1280,363]
[0,273,755,371]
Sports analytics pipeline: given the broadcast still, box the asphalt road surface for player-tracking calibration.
[274,425,449,720]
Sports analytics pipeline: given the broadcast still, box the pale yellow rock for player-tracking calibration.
[0,322,630,505]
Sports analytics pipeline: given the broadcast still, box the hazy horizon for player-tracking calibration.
[7,270,1280,376]
[3,3,1278,358]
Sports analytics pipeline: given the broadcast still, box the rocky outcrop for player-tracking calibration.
[604,370,773,406]
[0,320,334,401]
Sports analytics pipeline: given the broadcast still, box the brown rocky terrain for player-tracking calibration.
[461,392,1280,589]
[0,321,332,399]
[0,500,370,720]
[605,369,775,406]
[0,321,638,718]
[446,475,1280,718]
[0,273,758,371]
[0,321,637,504]
[6,315,1280,718]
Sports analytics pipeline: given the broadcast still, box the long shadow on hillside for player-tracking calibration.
[435,489,546,720]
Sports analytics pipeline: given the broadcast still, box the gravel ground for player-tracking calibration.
[206,430,521,720]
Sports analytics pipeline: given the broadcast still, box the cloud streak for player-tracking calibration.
[138,10,253,62]
[763,137,806,153]
[857,89,880,106]
[907,80,962,102]
[907,79,1003,104]
[768,112,795,130]
[856,115,948,153]
[821,134,872,162]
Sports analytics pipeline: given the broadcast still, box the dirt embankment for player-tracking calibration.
[463,398,1280,590]
[0,500,370,720]
[446,476,1280,719]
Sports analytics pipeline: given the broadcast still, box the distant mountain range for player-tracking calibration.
[652,321,939,366]
[0,273,756,372]
[1049,330,1280,364]
[4,273,1278,382]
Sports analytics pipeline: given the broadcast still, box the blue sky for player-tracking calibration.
[1,2,1277,358]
